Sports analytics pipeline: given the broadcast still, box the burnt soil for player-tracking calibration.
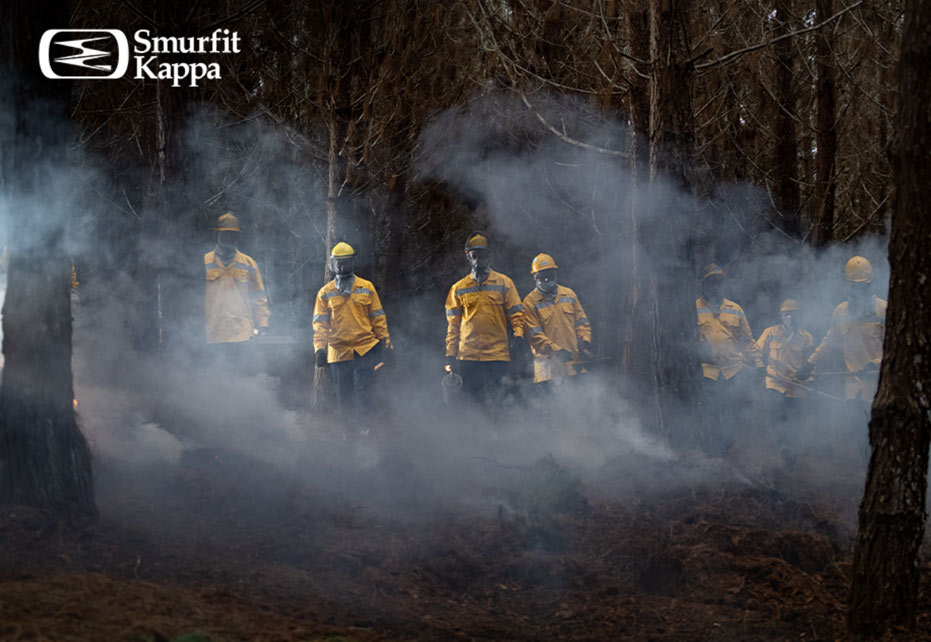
[4,441,931,641]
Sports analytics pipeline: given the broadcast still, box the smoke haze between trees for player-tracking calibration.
[0,93,888,535]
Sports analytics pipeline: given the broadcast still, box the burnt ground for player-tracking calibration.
[3,434,931,642]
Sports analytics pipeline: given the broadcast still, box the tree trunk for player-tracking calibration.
[130,0,194,351]
[848,0,931,635]
[0,0,96,516]
[811,0,837,246]
[619,0,653,400]
[772,0,801,237]
[643,0,706,447]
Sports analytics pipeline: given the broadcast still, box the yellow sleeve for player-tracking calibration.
[312,289,330,352]
[572,294,592,343]
[444,285,462,357]
[754,328,772,363]
[523,296,558,356]
[251,264,270,328]
[368,286,389,342]
[504,280,524,338]
[70,263,79,290]
[739,313,764,367]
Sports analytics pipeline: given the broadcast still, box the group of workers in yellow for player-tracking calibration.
[203,213,885,452]
[698,255,885,457]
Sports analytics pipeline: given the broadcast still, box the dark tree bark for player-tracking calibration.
[641,0,706,447]
[0,0,96,515]
[848,0,931,635]
[811,0,837,246]
[619,0,653,399]
[772,0,800,237]
[130,0,194,351]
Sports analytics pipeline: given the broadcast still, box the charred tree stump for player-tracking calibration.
[0,0,96,516]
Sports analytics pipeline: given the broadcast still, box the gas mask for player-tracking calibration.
[332,257,355,291]
[215,231,238,262]
[533,269,558,296]
[780,311,795,333]
[467,249,491,281]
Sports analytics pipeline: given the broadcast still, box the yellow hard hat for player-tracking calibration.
[779,299,800,313]
[531,253,558,274]
[845,256,872,283]
[215,213,241,231]
[464,233,491,254]
[330,242,356,258]
[701,263,725,279]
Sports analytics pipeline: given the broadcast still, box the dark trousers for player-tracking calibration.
[703,372,745,457]
[330,348,378,418]
[458,360,509,408]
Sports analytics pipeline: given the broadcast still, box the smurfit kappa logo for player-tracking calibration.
[39,30,129,80]
[39,28,240,86]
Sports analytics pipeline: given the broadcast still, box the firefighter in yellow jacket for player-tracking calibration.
[696,263,764,455]
[313,242,391,418]
[445,233,525,405]
[755,299,814,421]
[522,253,593,390]
[204,213,270,344]
[797,256,886,402]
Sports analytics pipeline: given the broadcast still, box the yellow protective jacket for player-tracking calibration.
[205,249,270,344]
[755,325,815,397]
[445,270,524,362]
[522,285,592,383]
[696,296,763,381]
[313,275,389,362]
[808,297,886,400]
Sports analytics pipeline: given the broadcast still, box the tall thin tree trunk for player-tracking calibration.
[811,0,837,246]
[620,0,653,399]
[848,0,931,634]
[0,0,95,516]
[773,0,800,237]
[643,0,706,447]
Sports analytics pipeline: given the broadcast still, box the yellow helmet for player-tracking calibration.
[701,263,725,279]
[464,233,491,255]
[215,213,241,232]
[531,253,558,274]
[845,256,872,283]
[330,242,356,259]
[779,299,800,313]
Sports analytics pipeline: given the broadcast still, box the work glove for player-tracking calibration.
[369,340,384,363]
[509,335,527,356]
[554,349,573,363]
[315,349,327,368]
[795,361,814,381]
[578,340,594,360]
[445,356,459,374]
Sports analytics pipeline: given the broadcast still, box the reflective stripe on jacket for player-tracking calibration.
[696,296,763,381]
[523,285,591,383]
[445,269,523,362]
[755,325,814,397]
[809,297,886,400]
[313,275,389,362]
[205,250,270,344]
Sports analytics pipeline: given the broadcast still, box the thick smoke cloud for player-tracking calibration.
[1,90,887,532]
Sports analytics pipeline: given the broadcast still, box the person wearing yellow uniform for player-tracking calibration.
[755,299,815,435]
[445,233,525,406]
[522,253,593,391]
[797,256,886,403]
[204,213,270,344]
[313,242,391,418]
[696,263,764,455]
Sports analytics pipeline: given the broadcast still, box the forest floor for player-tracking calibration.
[3,427,931,642]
